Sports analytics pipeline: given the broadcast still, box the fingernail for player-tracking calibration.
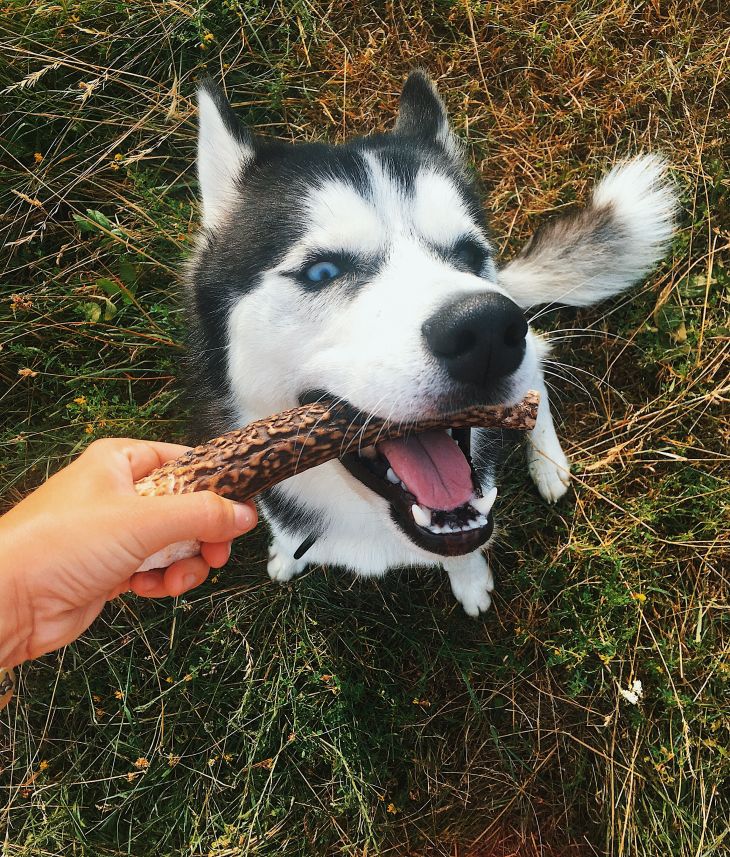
[232,502,256,531]
[182,573,199,590]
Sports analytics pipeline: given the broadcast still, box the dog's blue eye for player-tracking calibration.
[305,261,341,283]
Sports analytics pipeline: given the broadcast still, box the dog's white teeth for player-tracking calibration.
[411,504,431,527]
[386,467,400,484]
[428,524,443,534]
[360,445,377,459]
[471,487,498,517]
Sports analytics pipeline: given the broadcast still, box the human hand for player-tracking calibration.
[0,438,258,668]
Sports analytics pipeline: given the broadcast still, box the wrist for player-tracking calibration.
[0,515,33,668]
[0,576,31,670]
[0,578,30,669]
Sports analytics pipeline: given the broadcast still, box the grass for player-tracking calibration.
[1,1,728,854]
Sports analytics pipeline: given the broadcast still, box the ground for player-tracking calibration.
[0,2,728,855]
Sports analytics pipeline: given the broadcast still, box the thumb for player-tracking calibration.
[128,492,257,557]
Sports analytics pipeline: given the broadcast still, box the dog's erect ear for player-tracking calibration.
[394,70,460,159]
[499,155,677,309]
[197,80,255,229]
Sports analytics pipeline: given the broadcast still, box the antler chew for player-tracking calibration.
[134,390,540,571]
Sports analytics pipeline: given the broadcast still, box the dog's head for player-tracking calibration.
[193,71,536,416]
[189,71,675,555]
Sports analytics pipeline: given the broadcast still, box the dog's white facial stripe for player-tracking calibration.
[361,152,412,231]
[362,153,485,251]
[412,170,485,248]
[296,179,385,260]
[283,156,489,275]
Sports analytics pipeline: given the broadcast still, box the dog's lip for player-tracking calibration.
[297,389,495,557]
[340,449,494,557]
[298,389,340,408]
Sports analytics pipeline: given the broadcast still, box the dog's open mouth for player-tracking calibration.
[299,391,495,557]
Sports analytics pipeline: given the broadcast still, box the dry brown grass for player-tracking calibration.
[1,2,728,855]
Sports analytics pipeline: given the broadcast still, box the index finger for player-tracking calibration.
[123,440,194,482]
[82,438,194,484]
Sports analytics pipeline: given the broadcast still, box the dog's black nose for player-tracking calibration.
[422,293,528,386]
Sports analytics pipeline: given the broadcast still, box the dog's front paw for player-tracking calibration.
[444,553,494,617]
[267,543,307,583]
[528,445,571,504]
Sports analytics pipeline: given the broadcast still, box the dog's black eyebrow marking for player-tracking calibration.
[372,149,420,191]
[290,248,374,271]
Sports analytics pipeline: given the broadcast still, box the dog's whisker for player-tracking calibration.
[542,367,596,402]
[542,377,568,409]
[344,392,394,458]
[544,358,626,400]
[525,269,616,325]
[544,330,629,344]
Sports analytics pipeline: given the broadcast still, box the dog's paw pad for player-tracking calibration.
[267,549,305,583]
[528,450,571,504]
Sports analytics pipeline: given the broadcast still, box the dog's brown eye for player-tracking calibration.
[452,238,488,274]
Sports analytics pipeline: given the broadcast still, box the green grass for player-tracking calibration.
[1,1,728,855]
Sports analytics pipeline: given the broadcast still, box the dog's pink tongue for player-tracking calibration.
[378,430,473,511]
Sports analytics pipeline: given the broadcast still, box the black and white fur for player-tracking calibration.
[187,71,675,615]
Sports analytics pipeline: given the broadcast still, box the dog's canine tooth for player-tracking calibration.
[386,467,400,484]
[411,504,431,527]
[360,445,377,459]
[471,487,498,518]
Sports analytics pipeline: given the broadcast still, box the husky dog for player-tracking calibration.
[188,71,675,615]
